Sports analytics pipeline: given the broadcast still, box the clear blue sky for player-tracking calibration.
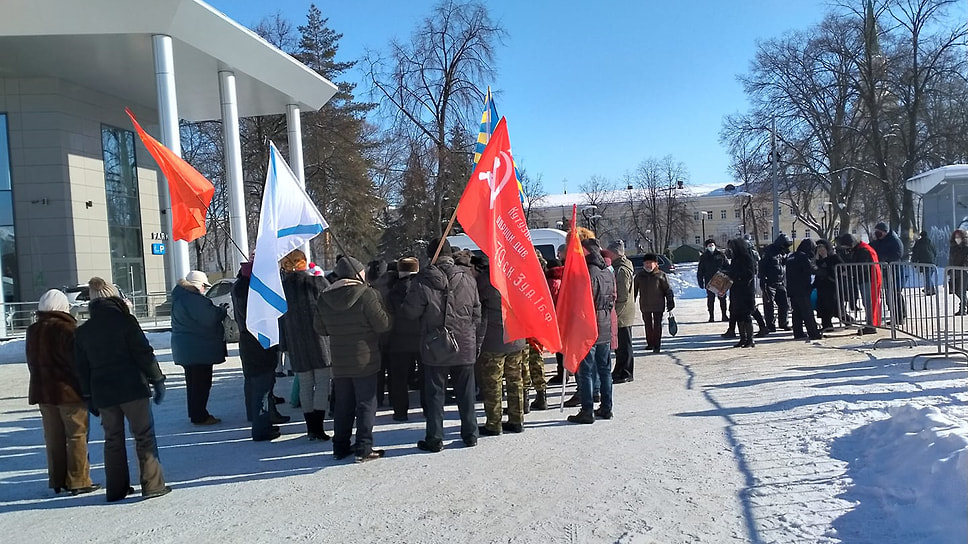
[209,0,834,193]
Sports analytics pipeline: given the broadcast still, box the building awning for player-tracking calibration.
[906,165,968,195]
[0,0,337,120]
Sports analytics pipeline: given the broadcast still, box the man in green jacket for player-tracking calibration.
[314,256,391,463]
[604,240,636,383]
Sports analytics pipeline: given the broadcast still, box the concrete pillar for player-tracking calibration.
[152,34,190,284]
[286,104,312,262]
[220,70,249,272]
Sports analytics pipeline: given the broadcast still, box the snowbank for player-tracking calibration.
[0,332,172,364]
[669,263,707,299]
[830,405,968,544]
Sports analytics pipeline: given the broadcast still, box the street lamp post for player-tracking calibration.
[700,211,709,242]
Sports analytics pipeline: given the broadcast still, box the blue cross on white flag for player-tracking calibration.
[247,142,328,348]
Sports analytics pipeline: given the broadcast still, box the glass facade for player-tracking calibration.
[0,114,18,302]
[101,124,146,295]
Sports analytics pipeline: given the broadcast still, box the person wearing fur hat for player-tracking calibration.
[171,270,227,426]
[75,277,170,502]
[314,256,391,463]
[26,289,99,496]
[403,237,483,451]
[632,253,675,354]
[385,256,422,421]
[785,240,822,340]
[280,249,333,441]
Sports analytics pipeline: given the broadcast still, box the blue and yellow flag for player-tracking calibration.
[474,87,523,201]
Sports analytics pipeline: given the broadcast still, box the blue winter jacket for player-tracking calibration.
[171,281,227,366]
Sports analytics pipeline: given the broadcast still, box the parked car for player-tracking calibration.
[628,254,677,275]
[205,278,239,343]
[63,283,134,319]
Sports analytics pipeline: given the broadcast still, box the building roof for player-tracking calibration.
[0,0,338,120]
[906,165,968,195]
[534,183,740,209]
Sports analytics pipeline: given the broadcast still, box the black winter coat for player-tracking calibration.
[402,256,482,367]
[870,231,904,263]
[171,281,227,367]
[231,275,279,377]
[385,274,421,353]
[697,248,728,286]
[587,250,616,345]
[758,235,791,286]
[74,298,164,409]
[280,271,331,372]
[727,243,757,317]
[911,237,937,265]
[634,268,674,313]
[785,244,817,297]
[478,272,527,354]
[814,253,843,319]
[314,279,391,379]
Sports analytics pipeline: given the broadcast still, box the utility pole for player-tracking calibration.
[771,118,780,240]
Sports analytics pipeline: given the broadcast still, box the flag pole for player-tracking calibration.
[559,370,569,412]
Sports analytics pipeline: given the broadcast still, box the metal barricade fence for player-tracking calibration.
[0,293,173,340]
[834,262,903,340]
[915,265,968,369]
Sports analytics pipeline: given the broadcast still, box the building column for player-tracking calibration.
[286,104,312,262]
[220,71,249,273]
[152,34,190,284]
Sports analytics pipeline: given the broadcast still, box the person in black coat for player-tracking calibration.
[171,271,227,426]
[870,221,906,324]
[758,234,791,331]
[280,249,332,441]
[385,257,422,421]
[726,238,757,348]
[402,238,483,452]
[785,239,822,340]
[697,239,729,322]
[814,240,843,331]
[232,263,282,442]
[74,277,169,502]
[911,231,937,295]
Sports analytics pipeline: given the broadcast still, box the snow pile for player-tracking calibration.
[668,263,706,300]
[830,405,968,544]
[0,337,24,364]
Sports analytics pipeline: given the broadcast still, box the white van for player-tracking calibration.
[447,228,567,263]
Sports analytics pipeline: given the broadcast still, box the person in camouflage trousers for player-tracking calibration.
[474,256,528,435]
[521,341,548,411]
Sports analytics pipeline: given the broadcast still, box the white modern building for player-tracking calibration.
[0,0,337,305]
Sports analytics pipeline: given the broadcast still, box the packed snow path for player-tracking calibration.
[1,296,965,543]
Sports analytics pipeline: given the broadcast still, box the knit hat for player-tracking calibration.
[836,233,856,248]
[88,277,120,300]
[334,256,365,280]
[397,257,419,274]
[38,289,69,313]
[427,237,451,259]
[874,222,889,233]
[185,270,211,291]
[606,239,626,255]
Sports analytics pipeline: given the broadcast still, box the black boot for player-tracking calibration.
[744,321,756,348]
[304,412,316,440]
[530,390,548,411]
[313,410,331,441]
[733,325,747,348]
[721,318,736,338]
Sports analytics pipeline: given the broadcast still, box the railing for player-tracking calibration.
[0,292,174,339]
[918,265,968,369]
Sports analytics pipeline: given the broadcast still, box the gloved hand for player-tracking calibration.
[85,396,99,417]
[152,379,166,405]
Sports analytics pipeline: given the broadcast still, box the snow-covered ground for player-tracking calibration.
[0,264,965,543]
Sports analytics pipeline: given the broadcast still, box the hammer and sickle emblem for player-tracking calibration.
[478,150,513,209]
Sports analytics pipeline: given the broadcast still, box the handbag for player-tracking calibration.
[423,275,459,363]
[667,312,679,337]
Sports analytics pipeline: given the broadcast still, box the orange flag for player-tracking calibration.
[455,117,561,353]
[556,205,598,373]
[125,108,215,242]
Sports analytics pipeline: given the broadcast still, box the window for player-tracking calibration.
[102,125,146,296]
[791,229,797,239]
[0,114,18,302]
[734,209,740,218]
[805,229,811,239]
[695,236,701,245]
[720,233,727,244]
[833,227,840,236]
[706,210,713,218]
[720,210,727,219]
[778,207,782,216]
[694,211,700,221]
[852,228,857,234]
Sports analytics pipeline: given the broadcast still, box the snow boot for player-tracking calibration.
[313,410,330,441]
[530,390,548,411]
[567,410,595,424]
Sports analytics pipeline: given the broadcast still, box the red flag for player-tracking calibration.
[125,108,215,242]
[556,205,598,373]
[456,117,561,353]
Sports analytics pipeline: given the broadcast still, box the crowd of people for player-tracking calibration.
[22,223,968,501]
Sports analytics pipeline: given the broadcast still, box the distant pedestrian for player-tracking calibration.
[785,240,822,340]
[813,240,843,331]
[727,238,757,348]
[633,253,675,354]
[26,289,99,496]
[911,231,937,295]
[279,249,333,442]
[314,256,391,463]
[171,270,227,426]
[697,239,729,322]
[74,277,170,502]
[948,229,968,315]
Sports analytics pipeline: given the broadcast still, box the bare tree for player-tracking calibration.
[625,156,691,253]
[518,167,547,227]
[364,0,505,238]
